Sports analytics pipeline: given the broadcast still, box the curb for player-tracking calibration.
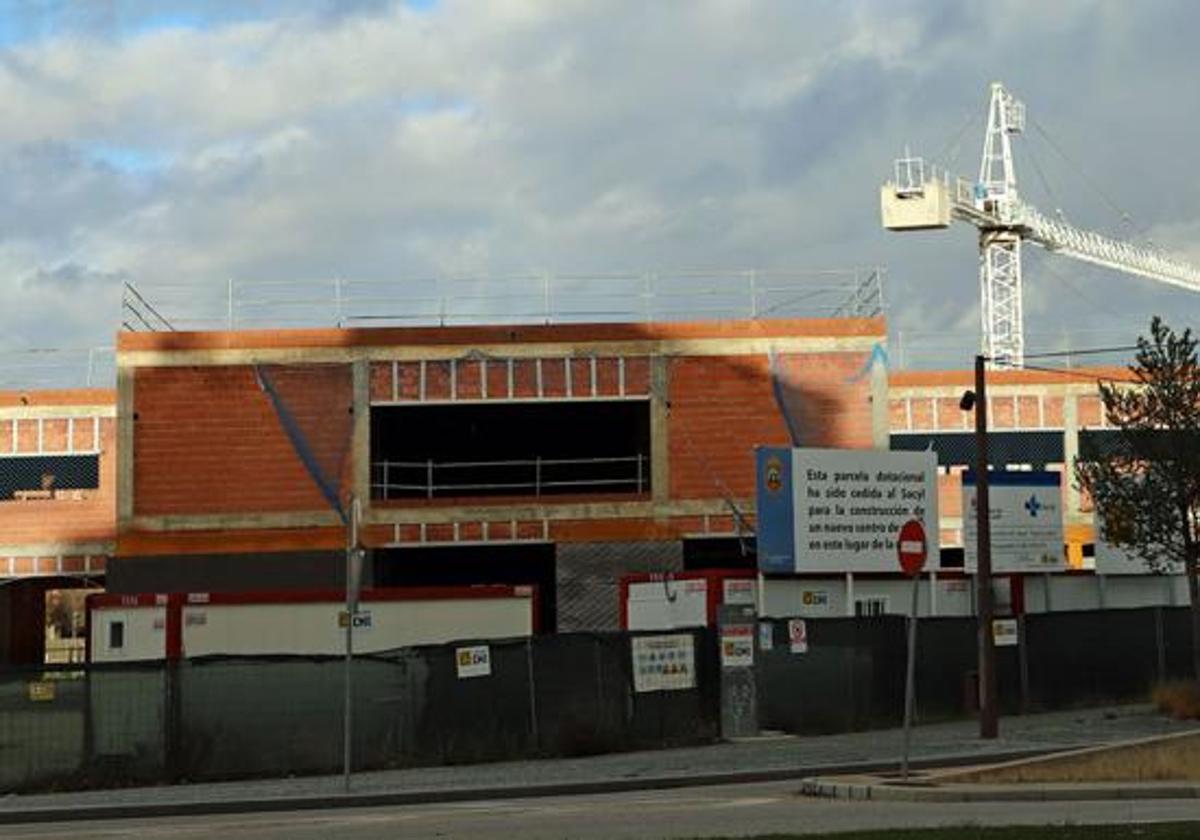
[799,777,1200,803]
[0,747,1065,826]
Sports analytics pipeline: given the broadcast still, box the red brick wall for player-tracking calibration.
[133,364,352,517]
[668,351,873,500]
[369,356,652,402]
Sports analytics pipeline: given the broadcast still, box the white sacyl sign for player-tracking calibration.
[963,472,1065,573]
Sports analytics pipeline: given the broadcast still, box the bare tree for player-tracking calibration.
[1075,317,1200,681]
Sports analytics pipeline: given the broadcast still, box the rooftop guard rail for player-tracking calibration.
[120,269,886,332]
[0,347,116,391]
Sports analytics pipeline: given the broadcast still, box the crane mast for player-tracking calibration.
[881,82,1200,368]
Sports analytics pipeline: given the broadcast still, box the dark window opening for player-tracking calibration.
[940,547,965,569]
[1082,543,1095,558]
[108,621,124,650]
[0,454,100,500]
[683,536,757,571]
[372,544,556,633]
[371,401,651,499]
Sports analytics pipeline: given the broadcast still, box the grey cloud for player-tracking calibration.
[0,0,1198,364]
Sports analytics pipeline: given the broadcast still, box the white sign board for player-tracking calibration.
[992,618,1019,647]
[788,619,809,654]
[631,634,696,692]
[723,578,756,606]
[626,578,708,631]
[963,472,1066,573]
[789,449,939,573]
[720,625,755,668]
[455,644,492,678]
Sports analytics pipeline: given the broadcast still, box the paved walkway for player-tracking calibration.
[2,704,1197,822]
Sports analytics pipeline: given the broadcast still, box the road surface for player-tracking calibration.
[6,781,1199,839]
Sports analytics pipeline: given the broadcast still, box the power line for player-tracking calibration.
[988,359,1127,383]
[1019,345,1140,361]
[1030,117,1148,240]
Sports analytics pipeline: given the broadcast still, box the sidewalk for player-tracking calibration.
[2,704,1197,823]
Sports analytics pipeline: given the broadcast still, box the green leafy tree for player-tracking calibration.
[1075,317,1200,680]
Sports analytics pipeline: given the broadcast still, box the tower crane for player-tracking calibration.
[881,82,1200,368]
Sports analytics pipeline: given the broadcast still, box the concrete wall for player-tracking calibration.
[759,573,1188,619]
[88,590,536,663]
[180,596,533,658]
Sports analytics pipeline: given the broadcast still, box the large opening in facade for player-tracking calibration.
[372,544,557,632]
[0,454,100,500]
[371,401,651,500]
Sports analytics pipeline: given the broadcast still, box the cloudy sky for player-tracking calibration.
[1,0,1198,374]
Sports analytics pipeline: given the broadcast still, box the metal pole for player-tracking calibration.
[343,496,359,793]
[901,572,920,779]
[974,354,1000,739]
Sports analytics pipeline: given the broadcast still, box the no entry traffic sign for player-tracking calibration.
[897,519,928,577]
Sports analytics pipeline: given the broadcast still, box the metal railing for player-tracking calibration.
[120,268,885,332]
[372,454,648,500]
[0,347,116,390]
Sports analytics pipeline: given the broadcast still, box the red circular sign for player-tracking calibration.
[897,519,927,576]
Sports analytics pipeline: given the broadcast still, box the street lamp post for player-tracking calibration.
[963,354,999,739]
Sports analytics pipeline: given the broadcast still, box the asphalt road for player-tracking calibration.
[6,781,1199,839]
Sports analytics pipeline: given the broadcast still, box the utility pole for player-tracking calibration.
[973,354,1000,739]
[343,495,362,792]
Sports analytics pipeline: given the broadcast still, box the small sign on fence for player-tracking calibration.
[631,634,696,693]
[788,619,809,654]
[993,618,1019,647]
[758,622,774,651]
[337,610,373,632]
[27,681,55,702]
[723,579,756,605]
[720,625,754,668]
[456,645,492,678]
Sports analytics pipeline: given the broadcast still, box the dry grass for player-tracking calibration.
[940,731,1200,783]
[1152,680,1200,720]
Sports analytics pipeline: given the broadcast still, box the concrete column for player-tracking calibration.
[650,355,670,506]
[351,359,371,509]
[870,354,889,450]
[116,365,136,530]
